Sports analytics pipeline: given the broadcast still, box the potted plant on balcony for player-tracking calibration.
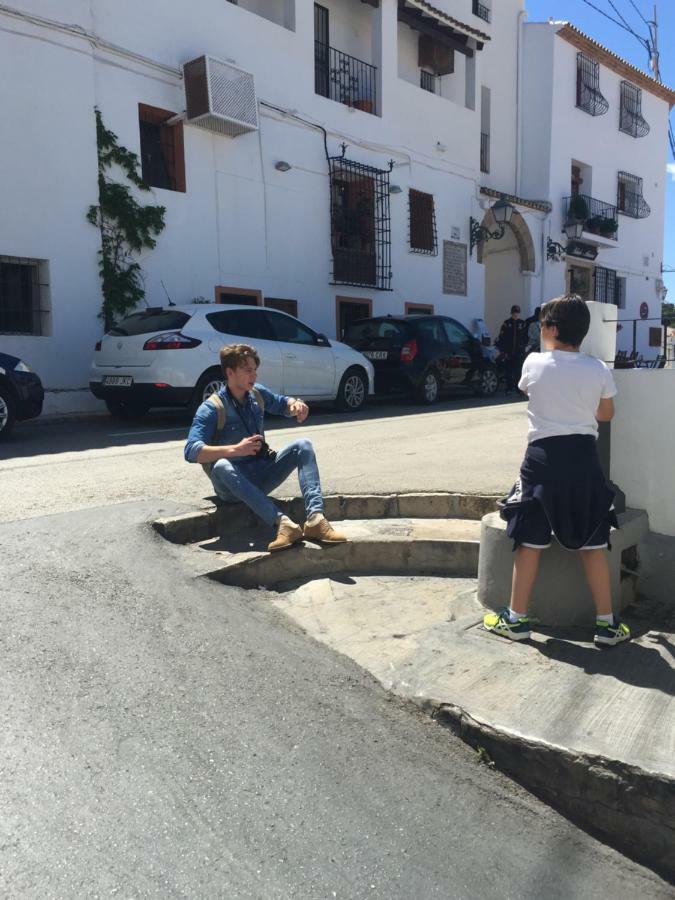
[568,194,589,224]
[586,214,605,235]
[599,217,618,237]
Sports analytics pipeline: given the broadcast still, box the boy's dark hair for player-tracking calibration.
[219,343,260,377]
[540,294,590,347]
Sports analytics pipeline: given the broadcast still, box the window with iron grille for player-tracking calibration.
[594,266,622,305]
[409,190,438,255]
[0,256,50,335]
[617,171,651,218]
[619,81,649,137]
[615,276,626,309]
[420,70,436,93]
[329,152,392,291]
[472,0,490,23]
[138,104,186,192]
[576,53,608,116]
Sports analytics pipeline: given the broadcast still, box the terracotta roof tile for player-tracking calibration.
[399,0,490,43]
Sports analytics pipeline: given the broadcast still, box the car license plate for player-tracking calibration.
[102,375,133,387]
[363,351,388,360]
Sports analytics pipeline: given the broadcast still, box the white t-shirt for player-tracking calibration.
[518,350,617,443]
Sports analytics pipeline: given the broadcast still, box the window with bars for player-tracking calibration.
[265,297,298,317]
[619,81,649,137]
[420,70,436,93]
[576,53,608,116]
[329,153,392,291]
[594,266,625,306]
[408,190,438,255]
[0,257,50,335]
[617,171,651,219]
[138,104,186,192]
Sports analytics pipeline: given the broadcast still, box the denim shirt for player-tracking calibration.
[184,383,292,465]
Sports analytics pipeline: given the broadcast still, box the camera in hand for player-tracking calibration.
[255,439,277,461]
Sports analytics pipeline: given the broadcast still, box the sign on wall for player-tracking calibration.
[443,240,467,296]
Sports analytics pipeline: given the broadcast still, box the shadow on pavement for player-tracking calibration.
[2,392,524,462]
[532,634,675,696]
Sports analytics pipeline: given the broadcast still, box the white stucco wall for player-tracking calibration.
[611,370,675,536]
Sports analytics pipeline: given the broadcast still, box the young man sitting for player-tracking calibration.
[184,343,347,552]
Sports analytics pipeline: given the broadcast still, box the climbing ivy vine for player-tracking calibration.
[87,107,166,329]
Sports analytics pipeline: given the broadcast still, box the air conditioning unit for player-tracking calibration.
[183,55,258,137]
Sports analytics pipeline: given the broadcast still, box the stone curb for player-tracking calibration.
[206,537,479,589]
[431,702,675,882]
[153,492,500,545]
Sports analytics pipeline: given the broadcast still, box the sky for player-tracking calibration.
[525,0,675,302]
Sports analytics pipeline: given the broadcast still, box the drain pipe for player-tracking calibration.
[515,8,527,195]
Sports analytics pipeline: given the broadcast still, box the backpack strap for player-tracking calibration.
[201,392,227,477]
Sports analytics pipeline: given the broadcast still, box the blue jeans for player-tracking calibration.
[210,439,324,527]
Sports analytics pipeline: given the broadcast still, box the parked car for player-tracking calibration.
[343,314,499,403]
[90,304,375,419]
[0,351,44,439]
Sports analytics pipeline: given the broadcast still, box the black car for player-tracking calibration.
[344,315,498,403]
[0,351,44,439]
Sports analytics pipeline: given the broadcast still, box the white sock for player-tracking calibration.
[277,514,296,529]
[306,512,323,527]
[508,607,527,622]
[596,613,614,625]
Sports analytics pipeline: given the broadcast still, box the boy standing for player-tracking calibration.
[484,295,630,647]
[184,343,347,552]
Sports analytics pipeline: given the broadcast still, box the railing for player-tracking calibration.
[472,0,491,23]
[480,132,490,174]
[315,41,377,115]
[420,70,436,94]
[564,194,619,241]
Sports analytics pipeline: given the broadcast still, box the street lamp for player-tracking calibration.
[563,219,585,240]
[469,195,515,256]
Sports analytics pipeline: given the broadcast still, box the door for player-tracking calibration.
[314,4,330,98]
[204,308,283,392]
[337,299,371,341]
[264,309,335,397]
[441,318,477,387]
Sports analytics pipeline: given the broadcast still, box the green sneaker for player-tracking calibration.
[594,619,631,647]
[483,608,531,641]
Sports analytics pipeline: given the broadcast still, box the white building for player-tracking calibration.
[0,1,673,413]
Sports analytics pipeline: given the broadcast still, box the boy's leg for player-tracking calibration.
[510,546,542,616]
[580,548,631,646]
[258,439,324,518]
[211,458,282,527]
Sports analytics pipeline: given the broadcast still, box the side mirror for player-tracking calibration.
[316,333,330,346]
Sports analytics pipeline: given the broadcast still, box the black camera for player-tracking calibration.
[255,440,277,462]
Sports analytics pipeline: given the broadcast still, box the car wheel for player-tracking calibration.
[191,368,225,415]
[417,369,440,405]
[105,398,150,420]
[0,385,16,440]
[476,366,499,397]
[335,367,367,412]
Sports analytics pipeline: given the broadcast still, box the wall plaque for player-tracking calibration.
[443,240,467,295]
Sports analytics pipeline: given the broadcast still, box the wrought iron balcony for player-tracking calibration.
[480,132,490,174]
[472,1,491,23]
[315,41,377,115]
[564,194,619,241]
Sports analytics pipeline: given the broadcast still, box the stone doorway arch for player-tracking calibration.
[477,208,536,338]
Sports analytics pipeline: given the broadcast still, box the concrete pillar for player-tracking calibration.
[375,0,399,120]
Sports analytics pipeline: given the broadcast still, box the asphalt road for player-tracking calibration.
[1,500,672,899]
[2,399,672,896]
[0,396,528,523]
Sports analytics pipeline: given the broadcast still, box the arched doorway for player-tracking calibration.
[477,209,535,338]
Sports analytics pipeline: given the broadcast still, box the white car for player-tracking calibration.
[90,304,374,419]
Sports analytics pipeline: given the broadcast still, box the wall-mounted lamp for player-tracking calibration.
[389,184,403,194]
[546,237,567,262]
[274,160,292,172]
[469,195,515,256]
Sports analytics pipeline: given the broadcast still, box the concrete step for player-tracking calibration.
[189,517,482,588]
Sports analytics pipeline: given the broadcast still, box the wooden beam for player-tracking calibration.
[397,8,474,58]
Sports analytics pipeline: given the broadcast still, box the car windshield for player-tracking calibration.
[345,320,408,343]
[108,310,191,336]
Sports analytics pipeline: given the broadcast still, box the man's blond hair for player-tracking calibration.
[219,343,260,378]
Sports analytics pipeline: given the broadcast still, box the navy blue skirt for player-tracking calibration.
[499,435,618,551]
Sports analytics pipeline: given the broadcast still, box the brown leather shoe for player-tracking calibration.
[303,515,348,544]
[268,517,303,552]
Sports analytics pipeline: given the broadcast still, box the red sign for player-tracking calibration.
[640,302,649,320]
